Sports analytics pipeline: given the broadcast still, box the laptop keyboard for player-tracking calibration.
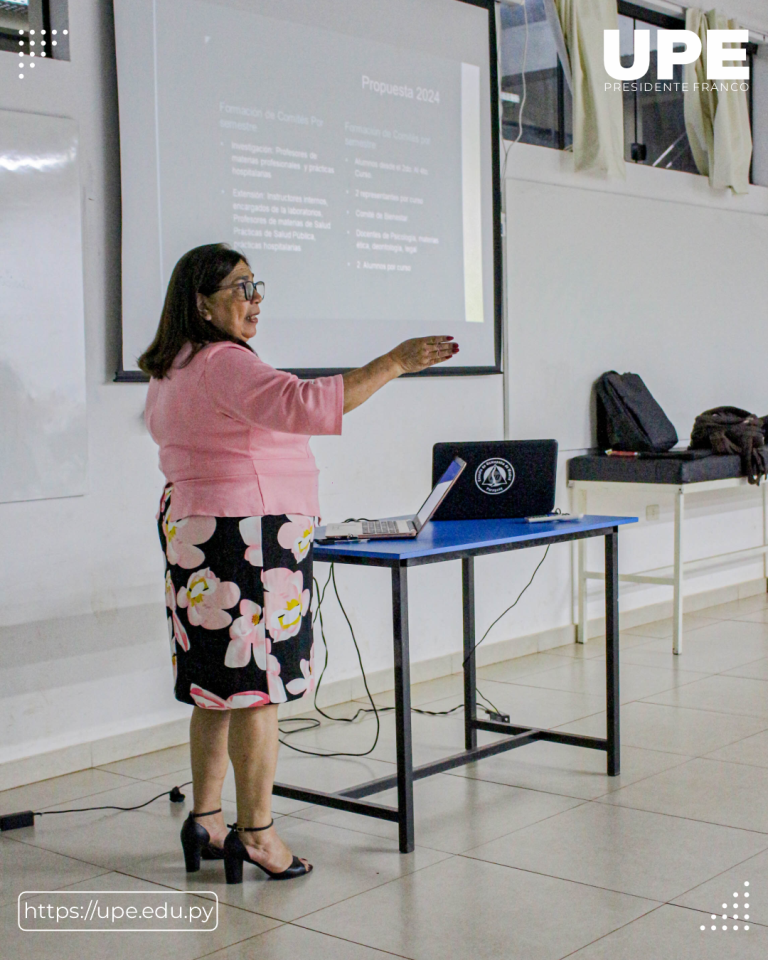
[361,520,405,536]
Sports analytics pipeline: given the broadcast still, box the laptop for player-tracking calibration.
[320,457,467,540]
[431,441,558,521]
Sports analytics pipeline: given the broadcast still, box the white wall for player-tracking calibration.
[1,0,767,781]
[701,0,768,32]
[0,0,178,767]
[502,136,768,624]
[501,0,768,627]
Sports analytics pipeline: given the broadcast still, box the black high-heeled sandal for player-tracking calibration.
[180,808,226,873]
[223,820,313,883]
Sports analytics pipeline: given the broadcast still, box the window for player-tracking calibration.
[0,0,30,53]
[499,0,756,181]
[499,0,572,149]
[619,5,698,172]
[0,0,69,60]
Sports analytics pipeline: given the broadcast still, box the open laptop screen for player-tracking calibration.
[415,458,465,530]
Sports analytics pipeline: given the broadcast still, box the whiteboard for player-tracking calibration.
[0,110,88,503]
[113,0,501,377]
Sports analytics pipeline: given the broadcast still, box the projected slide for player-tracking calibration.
[116,0,498,372]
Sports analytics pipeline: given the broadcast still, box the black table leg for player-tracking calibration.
[462,556,478,750]
[392,562,415,852]
[605,529,620,776]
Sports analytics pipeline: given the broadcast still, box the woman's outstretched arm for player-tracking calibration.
[342,335,459,414]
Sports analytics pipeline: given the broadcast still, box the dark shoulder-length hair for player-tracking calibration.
[138,243,253,379]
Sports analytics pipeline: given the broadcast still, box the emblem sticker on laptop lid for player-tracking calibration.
[475,458,515,495]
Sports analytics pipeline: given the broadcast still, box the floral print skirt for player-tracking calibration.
[158,485,316,709]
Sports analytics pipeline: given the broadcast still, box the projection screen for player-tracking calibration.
[114,0,501,377]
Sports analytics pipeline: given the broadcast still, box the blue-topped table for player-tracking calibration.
[272,515,637,853]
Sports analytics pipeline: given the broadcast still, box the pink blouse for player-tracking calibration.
[145,342,344,522]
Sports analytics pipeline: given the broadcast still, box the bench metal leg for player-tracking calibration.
[673,487,684,655]
[605,529,620,776]
[462,556,478,751]
[763,482,768,588]
[576,487,588,643]
[391,563,415,853]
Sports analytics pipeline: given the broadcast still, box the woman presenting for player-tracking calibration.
[140,243,458,884]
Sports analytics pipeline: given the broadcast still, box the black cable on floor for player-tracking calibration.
[3,546,553,825]
[28,548,555,803]
[277,563,391,758]
[279,544,552,756]
[31,781,193,818]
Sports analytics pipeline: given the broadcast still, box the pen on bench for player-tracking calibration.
[605,449,640,457]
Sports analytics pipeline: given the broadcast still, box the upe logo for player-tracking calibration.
[475,458,515,496]
[604,28,749,82]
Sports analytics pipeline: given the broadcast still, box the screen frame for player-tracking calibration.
[114,0,503,382]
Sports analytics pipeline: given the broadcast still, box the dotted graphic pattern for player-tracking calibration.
[17,27,68,80]
[700,881,750,931]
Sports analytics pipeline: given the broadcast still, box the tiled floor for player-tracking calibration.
[2,595,768,958]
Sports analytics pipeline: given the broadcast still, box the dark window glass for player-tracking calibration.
[499,0,572,149]
[0,0,30,52]
[619,14,699,172]
[0,0,69,60]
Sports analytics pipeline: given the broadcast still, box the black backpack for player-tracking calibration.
[690,406,768,485]
[595,371,678,453]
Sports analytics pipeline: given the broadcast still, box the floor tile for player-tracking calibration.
[464,802,768,902]
[298,855,658,960]
[8,789,230,874]
[739,608,768,625]
[149,765,311,816]
[555,702,768,757]
[127,817,450,923]
[0,768,141,815]
[704,730,768,768]
[476,651,580,683]
[8,871,279,959]
[700,593,768,621]
[275,749,395,788]
[673,845,768,926]
[6,634,767,957]
[544,632,658,660]
[276,705,494,769]
[291,772,583,854]
[282,680,609,773]
[643,675,768,719]
[616,619,768,673]
[149,749,398,818]
[622,614,719,640]
[451,739,689,800]
[355,672,465,709]
[203,924,404,960]
[723,657,768,680]
[97,744,191,780]
[422,679,607,730]
[566,904,767,959]
[600,757,768,832]
[30,778,220,822]
[0,836,109,908]
[510,659,708,704]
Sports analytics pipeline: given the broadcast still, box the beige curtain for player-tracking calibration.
[554,0,625,178]
[684,8,752,194]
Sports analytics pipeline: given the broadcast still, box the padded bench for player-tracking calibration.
[568,453,768,654]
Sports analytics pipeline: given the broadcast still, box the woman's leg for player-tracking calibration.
[189,706,231,847]
[228,704,309,872]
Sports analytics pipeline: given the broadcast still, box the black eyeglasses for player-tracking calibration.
[216,280,265,302]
